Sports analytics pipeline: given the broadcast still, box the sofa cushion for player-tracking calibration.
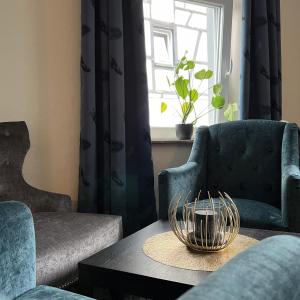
[33,213,122,287]
[233,198,286,230]
[15,285,94,299]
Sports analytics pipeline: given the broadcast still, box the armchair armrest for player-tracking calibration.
[282,123,300,232]
[282,166,300,232]
[159,162,205,219]
[158,127,209,219]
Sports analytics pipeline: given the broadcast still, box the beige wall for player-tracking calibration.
[152,143,192,209]
[281,0,300,125]
[0,0,81,206]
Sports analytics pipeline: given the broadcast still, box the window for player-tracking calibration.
[153,28,174,65]
[143,0,233,138]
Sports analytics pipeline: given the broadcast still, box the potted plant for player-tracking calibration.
[161,55,237,140]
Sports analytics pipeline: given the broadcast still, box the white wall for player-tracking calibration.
[152,143,192,208]
[228,0,241,103]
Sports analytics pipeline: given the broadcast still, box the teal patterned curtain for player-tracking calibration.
[78,0,157,235]
[240,0,282,120]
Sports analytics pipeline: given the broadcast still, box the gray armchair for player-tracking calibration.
[0,122,122,288]
[159,120,300,232]
[0,122,72,212]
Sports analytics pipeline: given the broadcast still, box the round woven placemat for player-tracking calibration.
[143,231,258,271]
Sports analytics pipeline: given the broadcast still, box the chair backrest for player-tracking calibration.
[205,120,286,208]
[178,235,300,300]
[0,201,36,298]
[0,121,31,201]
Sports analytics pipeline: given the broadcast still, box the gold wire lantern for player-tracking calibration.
[168,191,240,252]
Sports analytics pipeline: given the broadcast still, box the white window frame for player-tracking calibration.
[146,0,233,139]
[153,27,174,66]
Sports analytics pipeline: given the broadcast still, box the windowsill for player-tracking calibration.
[152,138,194,144]
[150,128,195,143]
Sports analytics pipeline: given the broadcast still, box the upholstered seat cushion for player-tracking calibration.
[33,213,122,287]
[233,198,286,230]
[15,285,93,299]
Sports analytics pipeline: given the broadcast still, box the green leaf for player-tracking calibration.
[211,95,225,109]
[190,89,198,102]
[175,62,184,74]
[180,55,187,62]
[175,56,188,74]
[213,83,222,95]
[161,102,167,113]
[224,103,238,121]
[184,60,195,70]
[195,69,213,80]
[195,69,206,80]
[175,77,189,99]
[204,69,213,79]
[181,56,187,64]
[181,102,191,115]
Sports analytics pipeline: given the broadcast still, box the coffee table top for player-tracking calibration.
[79,220,299,299]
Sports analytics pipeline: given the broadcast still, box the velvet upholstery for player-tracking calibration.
[178,235,300,300]
[233,199,285,230]
[0,201,94,300]
[34,212,122,287]
[0,201,36,299]
[16,286,92,300]
[206,121,284,207]
[159,120,300,232]
[0,122,72,213]
[281,122,300,232]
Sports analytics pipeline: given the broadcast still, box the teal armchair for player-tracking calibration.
[0,201,94,300]
[159,120,300,232]
[178,235,300,300]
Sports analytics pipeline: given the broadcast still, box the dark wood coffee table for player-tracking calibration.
[78,220,297,300]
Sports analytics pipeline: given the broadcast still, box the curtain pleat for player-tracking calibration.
[78,0,157,236]
[240,0,282,120]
